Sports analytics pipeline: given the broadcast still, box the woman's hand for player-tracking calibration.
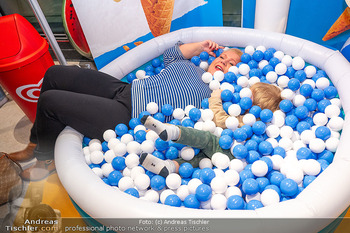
[199,40,224,57]
[179,40,224,59]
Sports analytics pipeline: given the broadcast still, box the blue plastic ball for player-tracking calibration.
[294,106,309,120]
[224,72,237,83]
[234,84,243,93]
[245,140,259,152]
[324,86,338,99]
[102,178,110,185]
[108,170,123,186]
[256,177,270,192]
[318,159,330,173]
[153,112,165,123]
[252,50,264,62]
[296,147,312,160]
[101,141,109,152]
[151,58,161,67]
[134,130,147,143]
[165,146,179,160]
[183,194,200,209]
[262,64,274,75]
[294,70,307,82]
[223,102,232,114]
[264,184,281,196]
[208,56,216,65]
[155,138,169,151]
[179,163,194,178]
[299,84,313,97]
[182,119,194,128]
[164,194,182,207]
[269,172,286,187]
[154,67,162,74]
[126,73,137,83]
[303,98,317,111]
[248,60,258,69]
[239,97,253,110]
[311,89,325,102]
[232,144,248,159]
[221,90,234,102]
[231,93,241,103]
[252,121,266,135]
[201,98,209,109]
[285,67,296,78]
[227,195,245,210]
[273,146,286,158]
[258,141,273,155]
[260,109,273,123]
[296,121,311,134]
[249,105,262,118]
[115,123,128,136]
[111,157,126,171]
[219,135,233,150]
[199,51,209,61]
[124,188,139,198]
[233,128,248,142]
[216,48,224,57]
[221,129,234,138]
[138,111,151,121]
[150,175,166,191]
[246,200,264,210]
[89,164,100,169]
[318,150,334,164]
[264,50,274,61]
[288,78,301,91]
[169,119,181,126]
[260,157,273,172]
[128,118,141,129]
[241,125,253,138]
[161,104,173,116]
[195,184,212,202]
[317,99,331,113]
[269,57,280,68]
[279,99,293,113]
[200,168,216,184]
[191,56,200,66]
[251,134,265,144]
[153,151,165,160]
[303,175,316,188]
[239,169,255,184]
[246,151,261,164]
[315,126,331,140]
[242,178,259,195]
[285,115,299,129]
[280,178,298,197]
[192,168,202,179]
[249,68,261,77]
[189,108,201,122]
[241,53,252,63]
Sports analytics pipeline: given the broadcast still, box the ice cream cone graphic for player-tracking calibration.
[323,4,350,41]
[141,0,175,37]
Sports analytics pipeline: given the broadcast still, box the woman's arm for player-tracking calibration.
[179,40,223,59]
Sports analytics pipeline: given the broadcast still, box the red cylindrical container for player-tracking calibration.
[0,14,55,122]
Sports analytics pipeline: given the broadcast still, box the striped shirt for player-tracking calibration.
[131,43,211,121]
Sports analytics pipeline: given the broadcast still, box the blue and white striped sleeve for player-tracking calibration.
[163,41,187,67]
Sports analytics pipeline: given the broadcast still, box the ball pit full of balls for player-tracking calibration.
[82,45,344,211]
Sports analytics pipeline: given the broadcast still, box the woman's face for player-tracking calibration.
[207,50,241,75]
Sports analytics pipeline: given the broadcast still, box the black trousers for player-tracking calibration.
[30,65,132,160]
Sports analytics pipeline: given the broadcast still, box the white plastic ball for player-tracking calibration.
[228,104,241,117]
[229,159,245,173]
[242,114,256,126]
[213,71,225,82]
[213,168,225,177]
[304,65,317,78]
[83,147,90,156]
[173,108,185,120]
[293,94,306,107]
[214,127,224,137]
[266,71,278,83]
[292,56,305,70]
[248,76,261,87]
[122,167,132,177]
[251,160,269,177]
[125,153,140,168]
[280,126,294,138]
[140,140,155,154]
[270,155,284,170]
[281,55,293,66]
[166,173,182,190]
[256,45,266,52]
[180,147,195,161]
[130,166,145,180]
[302,79,316,88]
[313,113,328,126]
[194,122,204,131]
[223,170,240,186]
[309,138,326,153]
[199,158,213,169]
[188,178,202,194]
[184,105,195,116]
[176,185,190,201]
[266,138,278,148]
[200,200,212,209]
[146,102,158,114]
[146,130,159,141]
[274,110,286,118]
[134,173,150,190]
[239,64,250,76]
[325,137,339,152]
[225,186,242,198]
[331,130,341,139]
[302,159,321,176]
[228,66,239,75]
[285,167,304,185]
[89,141,102,153]
[277,75,290,88]
[240,88,253,98]
[220,82,235,92]
[274,50,284,60]
[225,117,239,130]
[113,142,127,156]
[118,177,134,191]
[293,140,306,151]
[266,125,280,138]
[328,116,344,131]
[89,138,101,146]
[271,114,285,128]
[278,138,293,151]
[330,98,342,108]
[201,109,214,121]
[209,80,221,90]
[275,63,287,75]
[136,70,146,79]
[143,190,159,203]
[85,154,91,165]
[212,153,230,170]
[126,141,141,154]
[258,60,269,69]
[202,72,213,83]
[325,105,341,118]
[237,76,249,87]
[245,45,255,55]
[108,138,120,150]
[120,134,134,144]
[210,177,228,194]
[202,120,216,133]
[281,89,295,100]
[261,189,280,206]
[90,150,104,164]
[315,77,330,90]
[160,189,176,204]
[103,129,116,142]
[200,61,209,71]
[101,163,114,177]
[211,194,227,210]
[92,167,103,178]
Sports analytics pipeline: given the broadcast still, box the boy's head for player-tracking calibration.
[250,82,282,112]
[208,48,243,75]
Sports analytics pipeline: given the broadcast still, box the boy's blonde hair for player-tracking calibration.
[250,82,282,112]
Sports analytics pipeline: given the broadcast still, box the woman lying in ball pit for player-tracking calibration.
[139,82,282,177]
[9,40,243,181]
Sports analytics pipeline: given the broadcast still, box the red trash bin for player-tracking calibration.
[0,14,55,122]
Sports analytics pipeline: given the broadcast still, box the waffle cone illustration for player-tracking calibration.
[323,7,350,41]
[141,0,175,37]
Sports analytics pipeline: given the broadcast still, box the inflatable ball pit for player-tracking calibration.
[55,27,350,233]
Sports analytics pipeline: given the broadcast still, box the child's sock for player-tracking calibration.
[139,153,176,177]
[141,115,179,141]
